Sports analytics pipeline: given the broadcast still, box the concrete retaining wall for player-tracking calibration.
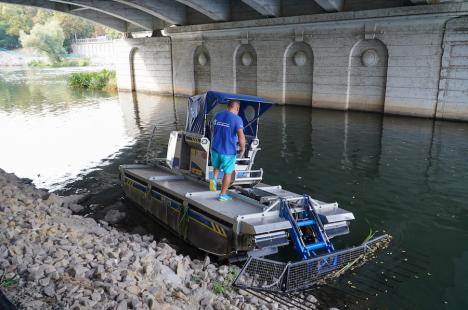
[71,39,117,65]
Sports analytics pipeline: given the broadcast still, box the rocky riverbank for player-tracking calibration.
[0,169,319,309]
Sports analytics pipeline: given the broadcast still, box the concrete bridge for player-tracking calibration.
[3,0,468,121]
[1,1,462,33]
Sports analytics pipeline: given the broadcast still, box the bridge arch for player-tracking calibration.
[282,41,314,106]
[233,43,257,96]
[346,39,388,112]
[193,45,211,94]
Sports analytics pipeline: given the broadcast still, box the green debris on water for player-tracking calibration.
[329,234,392,279]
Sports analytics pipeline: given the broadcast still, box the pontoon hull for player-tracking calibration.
[121,167,239,258]
[120,163,354,260]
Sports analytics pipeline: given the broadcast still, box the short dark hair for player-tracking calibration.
[228,99,240,109]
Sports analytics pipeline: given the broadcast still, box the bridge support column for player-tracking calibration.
[114,37,173,95]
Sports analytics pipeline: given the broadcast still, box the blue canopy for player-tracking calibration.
[186,91,273,137]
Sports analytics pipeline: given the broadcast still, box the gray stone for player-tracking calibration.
[126,285,140,295]
[176,261,187,280]
[104,209,126,224]
[213,301,226,310]
[68,264,88,278]
[248,296,259,305]
[218,265,229,276]
[203,256,210,267]
[201,296,214,307]
[91,292,101,302]
[43,283,56,297]
[307,294,318,303]
[28,267,44,282]
[116,299,128,310]
[39,277,50,287]
[69,203,85,213]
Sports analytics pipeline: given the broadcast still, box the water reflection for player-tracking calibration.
[254,106,468,309]
[1,68,468,309]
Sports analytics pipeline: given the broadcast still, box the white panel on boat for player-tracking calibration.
[156,179,207,197]
[255,185,302,199]
[240,217,292,234]
[186,191,265,224]
[123,166,173,179]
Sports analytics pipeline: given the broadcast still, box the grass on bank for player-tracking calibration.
[29,58,90,68]
[68,69,117,92]
[211,266,239,295]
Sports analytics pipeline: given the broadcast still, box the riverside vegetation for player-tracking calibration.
[29,58,90,68]
[68,70,117,92]
[0,4,121,54]
[0,168,319,309]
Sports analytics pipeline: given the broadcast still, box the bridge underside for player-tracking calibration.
[0,0,461,33]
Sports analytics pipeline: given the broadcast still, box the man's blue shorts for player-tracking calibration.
[211,150,236,174]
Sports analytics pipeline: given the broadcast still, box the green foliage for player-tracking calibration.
[0,271,18,289]
[29,58,90,68]
[0,278,17,288]
[104,73,117,92]
[212,282,226,295]
[0,4,122,53]
[0,4,35,37]
[68,70,116,91]
[60,58,90,67]
[0,20,19,49]
[190,275,203,284]
[20,20,67,63]
[211,266,240,295]
[54,14,95,52]
[93,25,123,39]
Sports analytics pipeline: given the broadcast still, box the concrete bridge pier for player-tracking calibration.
[70,2,468,122]
[114,37,174,95]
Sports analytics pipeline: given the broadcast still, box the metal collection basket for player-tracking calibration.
[234,234,390,293]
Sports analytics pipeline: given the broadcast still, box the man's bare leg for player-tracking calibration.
[220,172,233,195]
[213,168,219,181]
[210,168,220,191]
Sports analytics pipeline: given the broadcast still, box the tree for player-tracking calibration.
[0,20,19,49]
[0,3,122,54]
[93,25,123,39]
[0,4,36,36]
[20,20,66,63]
[53,14,95,52]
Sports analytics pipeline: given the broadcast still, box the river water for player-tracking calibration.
[1,68,467,309]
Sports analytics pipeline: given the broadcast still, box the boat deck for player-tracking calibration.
[186,191,265,224]
[123,164,267,225]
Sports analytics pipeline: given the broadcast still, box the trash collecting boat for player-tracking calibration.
[119,91,389,291]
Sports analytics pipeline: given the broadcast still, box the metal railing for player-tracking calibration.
[233,234,390,293]
[72,37,115,44]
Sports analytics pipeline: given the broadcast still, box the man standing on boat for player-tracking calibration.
[210,99,246,201]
